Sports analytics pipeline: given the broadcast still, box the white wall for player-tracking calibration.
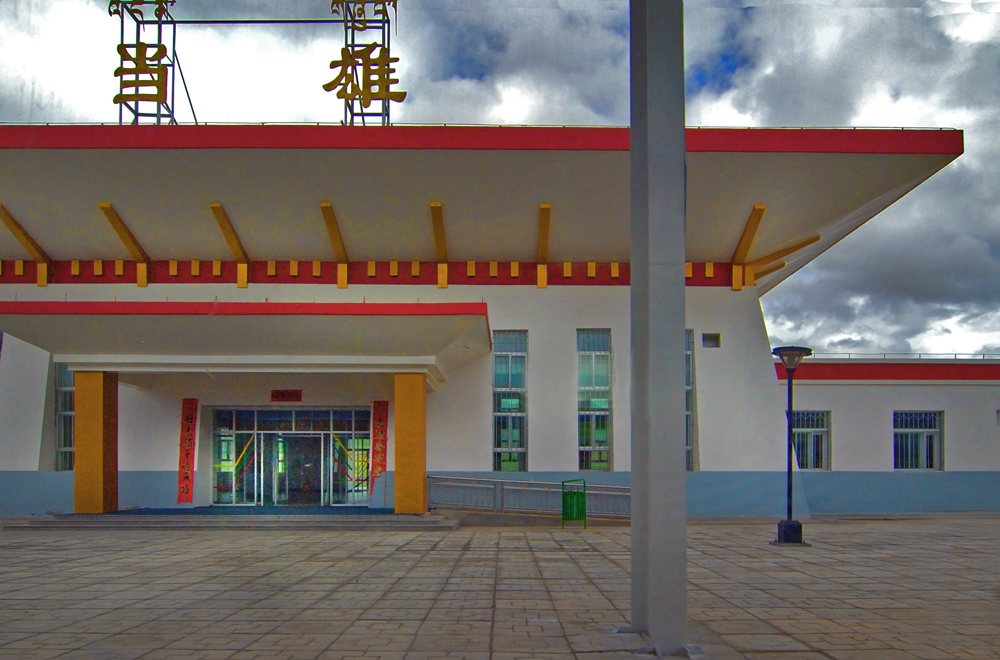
[793,379,1000,471]
[686,287,787,471]
[0,334,51,471]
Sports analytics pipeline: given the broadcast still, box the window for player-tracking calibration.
[702,333,721,348]
[55,364,74,471]
[791,411,829,470]
[578,329,612,471]
[894,411,943,470]
[685,329,698,471]
[493,330,527,471]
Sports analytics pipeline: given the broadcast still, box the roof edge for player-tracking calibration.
[0,125,964,155]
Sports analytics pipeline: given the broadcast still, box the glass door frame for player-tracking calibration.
[212,407,372,507]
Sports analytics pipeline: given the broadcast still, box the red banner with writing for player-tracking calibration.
[371,400,389,489]
[177,398,198,503]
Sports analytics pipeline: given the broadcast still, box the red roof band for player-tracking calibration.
[776,362,1000,381]
[0,125,964,155]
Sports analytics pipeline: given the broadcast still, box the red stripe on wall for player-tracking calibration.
[0,301,489,317]
[776,362,1000,381]
[0,125,963,155]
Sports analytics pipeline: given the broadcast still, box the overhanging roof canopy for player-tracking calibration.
[0,125,962,295]
[0,301,490,386]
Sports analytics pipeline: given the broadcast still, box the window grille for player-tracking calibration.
[893,411,942,470]
[55,363,74,471]
[791,410,829,470]
[493,330,528,471]
[578,329,612,471]
[685,329,698,471]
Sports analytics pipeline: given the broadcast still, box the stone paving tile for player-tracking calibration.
[0,518,999,659]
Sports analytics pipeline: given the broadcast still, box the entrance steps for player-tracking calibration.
[2,514,459,532]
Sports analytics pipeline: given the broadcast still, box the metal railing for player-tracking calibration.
[427,475,631,519]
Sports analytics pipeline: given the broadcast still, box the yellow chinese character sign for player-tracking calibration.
[113,42,168,105]
[330,0,396,31]
[323,43,406,108]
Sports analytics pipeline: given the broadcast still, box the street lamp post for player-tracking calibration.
[771,345,813,545]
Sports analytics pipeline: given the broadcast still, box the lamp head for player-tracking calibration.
[772,345,813,372]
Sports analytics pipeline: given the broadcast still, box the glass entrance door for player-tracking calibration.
[267,434,323,506]
[212,409,371,506]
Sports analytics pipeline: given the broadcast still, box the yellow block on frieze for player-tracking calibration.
[136,262,148,288]
[489,261,498,277]
[71,260,80,276]
[390,260,398,277]
[368,260,376,277]
[237,263,248,288]
[267,260,276,277]
[705,262,714,278]
[36,262,47,287]
[168,260,177,277]
[467,261,475,277]
[289,260,298,277]
[732,264,743,291]
[212,260,222,277]
[744,265,756,287]
[313,260,322,277]
[411,260,420,277]
[684,262,692,278]
[511,261,519,278]
[191,260,200,276]
[115,260,124,276]
[15,260,23,276]
[611,262,620,278]
[537,263,547,288]
[337,263,348,289]
[587,262,596,278]
[94,260,103,276]
[563,262,572,278]
[437,263,448,288]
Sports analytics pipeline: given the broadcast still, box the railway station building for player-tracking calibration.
[0,123,991,518]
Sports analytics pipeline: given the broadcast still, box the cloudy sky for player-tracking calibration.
[2,0,999,355]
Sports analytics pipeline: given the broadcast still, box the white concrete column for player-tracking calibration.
[629,0,687,654]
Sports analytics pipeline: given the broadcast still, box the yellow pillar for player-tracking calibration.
[74,372,118,514]
[394,373,427,514]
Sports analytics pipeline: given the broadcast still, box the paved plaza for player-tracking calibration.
[0,516,998,659]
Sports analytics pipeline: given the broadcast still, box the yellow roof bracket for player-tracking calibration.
[320,202,350,264]
[730,204,766,265]
[100,202,150,264]
[745,235,821,271]
[0,204,52,265]
[210,203,250,264]
[536,203,551,264]
[431,202,448,263]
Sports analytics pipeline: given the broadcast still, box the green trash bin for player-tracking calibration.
[561,479,587,528]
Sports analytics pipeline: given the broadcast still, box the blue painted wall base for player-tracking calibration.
[2,470,998,517]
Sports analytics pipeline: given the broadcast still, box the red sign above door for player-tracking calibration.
[270,389,303,402]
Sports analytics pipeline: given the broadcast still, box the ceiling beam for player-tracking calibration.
[755,261,785,279]
[730,204,766,265]
[745,235,821,271]
[0,204,51,264]
[536,204,551,264]
[430,202,448,263]
[99,203,150,264]
[210,203,250,263]
[320,202,350,263]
